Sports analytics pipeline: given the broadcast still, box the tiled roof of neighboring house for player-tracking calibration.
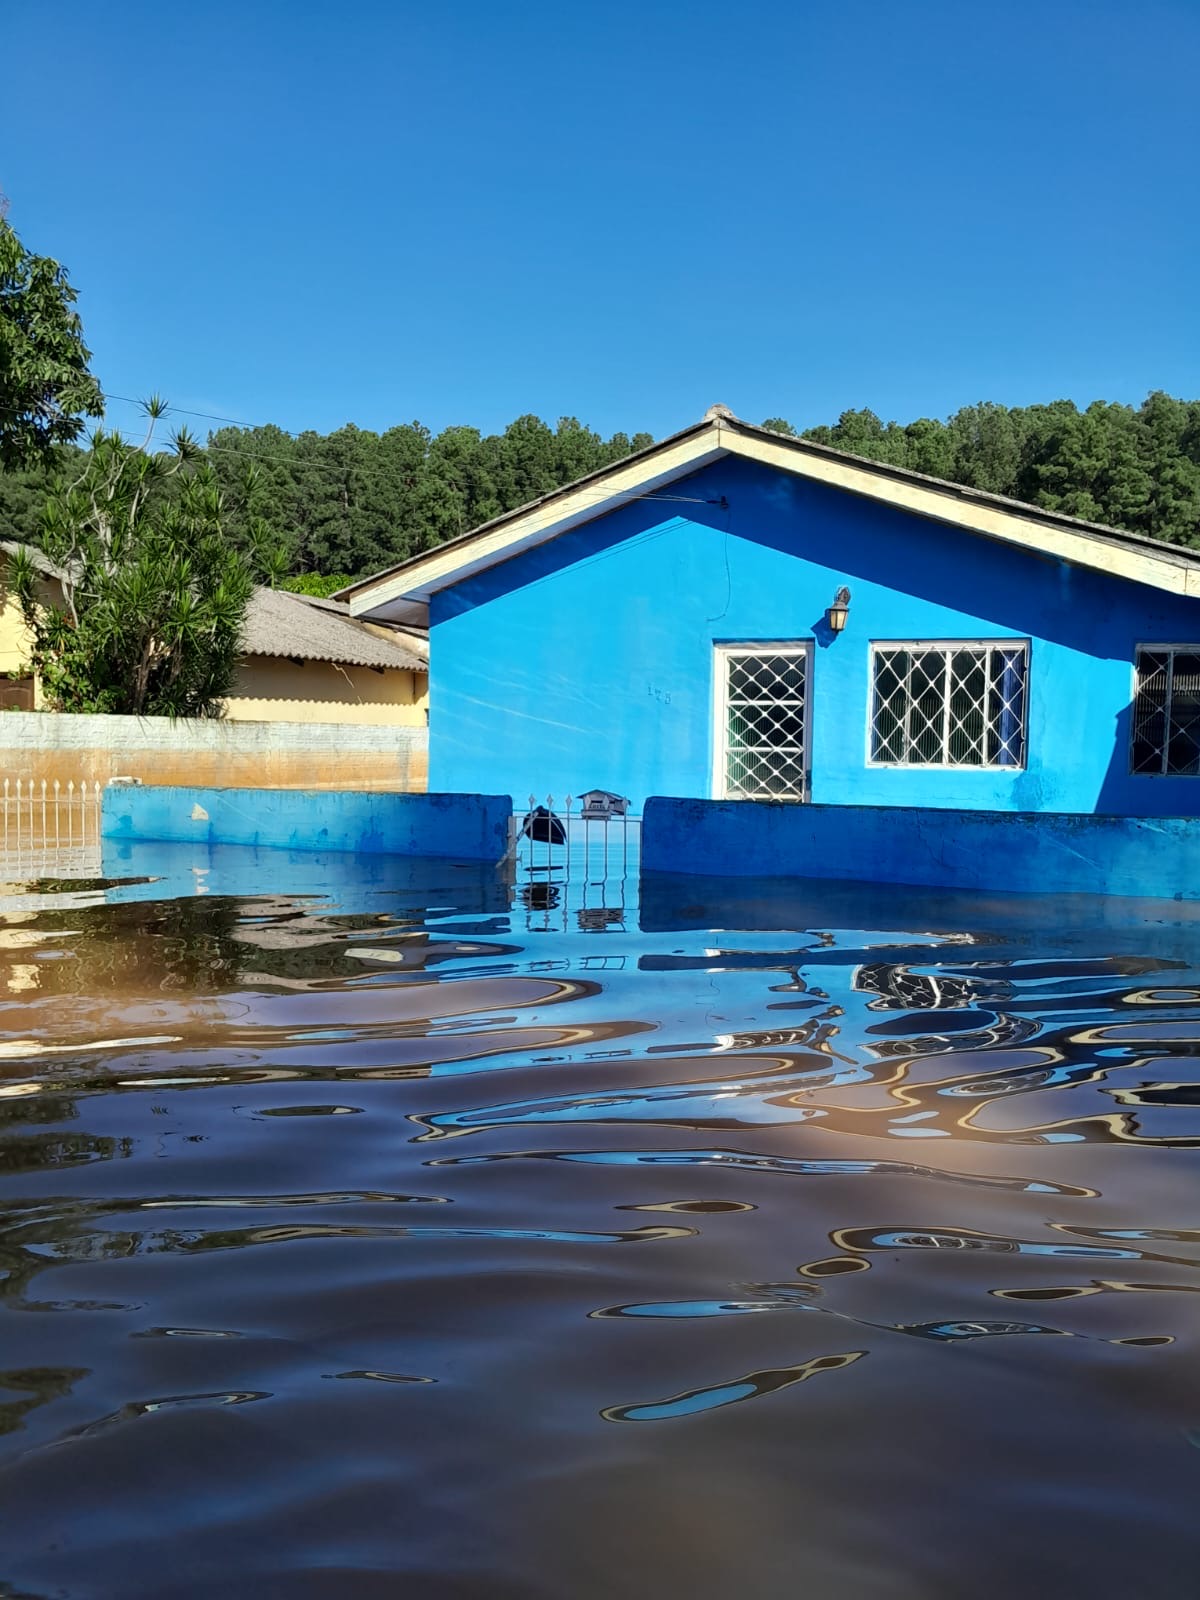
[1,542,427,673]
[241,587,428,672]
[0,540,63,581]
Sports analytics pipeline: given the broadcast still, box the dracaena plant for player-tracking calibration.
[9,399,257,717]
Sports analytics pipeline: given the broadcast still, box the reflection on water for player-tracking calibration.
[2,845,1200,1597]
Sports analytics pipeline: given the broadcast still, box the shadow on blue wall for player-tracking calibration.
[639,869,1200,959]
[810,613,839,649]
[439,458,1186,663]
[433,456,1200,815]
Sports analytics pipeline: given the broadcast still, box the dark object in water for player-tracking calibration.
[520,805,566,846]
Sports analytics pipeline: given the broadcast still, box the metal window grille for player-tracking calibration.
[870,643,1028,768]
[717,646,810,800]
[1131,647,1200,776]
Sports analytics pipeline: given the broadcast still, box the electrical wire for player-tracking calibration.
[2,396,726,509]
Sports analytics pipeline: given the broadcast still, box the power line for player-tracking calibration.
[0,392,282,434]
[0,398,720,510]
[11,398,711,504]
[99,391,293,434]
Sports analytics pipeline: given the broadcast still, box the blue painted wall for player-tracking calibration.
[641,797,1200,901]
[429,457,1200,815]
[102,786,512,860]
[99,838,511,915]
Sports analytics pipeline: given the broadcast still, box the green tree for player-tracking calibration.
[805,408,909,467]
[0,212,103,470]
[281,571,354,597]
[199,411,660,580]
[1137,391,1200,548]
[9,404,255,715]
[119,389,1200,583]
[901,416,957,479]
[0,454,64,543]
[946,402,1023,496]
[207,423,300,546]
[552,416,608,482]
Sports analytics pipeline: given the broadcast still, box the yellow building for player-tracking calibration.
[229,586,428,725]
[0,544,428,724]
[0,543,51,710]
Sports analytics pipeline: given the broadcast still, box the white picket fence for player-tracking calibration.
[0,777,104,881]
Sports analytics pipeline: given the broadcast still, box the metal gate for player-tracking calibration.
[509,791,637,934]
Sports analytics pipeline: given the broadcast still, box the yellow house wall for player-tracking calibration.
[224,656,428,726]
[0,560,429,740]
[0,592,34,676]
[0,575,48,710]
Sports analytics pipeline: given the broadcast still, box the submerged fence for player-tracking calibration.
[0,777,104,881]
[509,792,640,934]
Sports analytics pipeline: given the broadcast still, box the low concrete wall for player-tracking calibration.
[0,711,427,791]
[102,785,511,861]
[641,797,1200,901]
[97,839,511,915]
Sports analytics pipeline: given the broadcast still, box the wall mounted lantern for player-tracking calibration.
[826,586,851,633]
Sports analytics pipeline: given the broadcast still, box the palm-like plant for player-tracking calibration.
[10,401,257,717]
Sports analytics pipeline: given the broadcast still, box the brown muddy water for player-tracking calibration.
[2,842,1200,1599]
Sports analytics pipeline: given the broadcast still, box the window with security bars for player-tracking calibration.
[871,643,1028,768]
[717,646,809,800]
[1131,647,1200,776]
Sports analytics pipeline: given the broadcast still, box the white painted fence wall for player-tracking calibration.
[0,712,427,792]
[0,777,103,881]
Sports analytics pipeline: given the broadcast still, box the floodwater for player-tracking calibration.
[3,839,1200,1599]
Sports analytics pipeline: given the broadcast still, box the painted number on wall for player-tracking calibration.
[647,684,672,706]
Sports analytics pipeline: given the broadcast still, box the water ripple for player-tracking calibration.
[2,857,1200,1595]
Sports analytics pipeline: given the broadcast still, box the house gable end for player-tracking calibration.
[346,414,1200,627]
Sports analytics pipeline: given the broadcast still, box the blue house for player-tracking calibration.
[344,405,1200,833]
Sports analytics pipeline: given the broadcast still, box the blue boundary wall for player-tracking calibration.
[641,798,1200,901]
[102,786,511,861]
[98,839,512,916]
[639,872,1200,957]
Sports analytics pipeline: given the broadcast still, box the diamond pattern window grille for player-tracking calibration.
[719,647,809,801]
[871,643,1028,768]
[1131,647,1200,776]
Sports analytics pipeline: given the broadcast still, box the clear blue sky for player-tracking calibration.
[6,0,1198,443]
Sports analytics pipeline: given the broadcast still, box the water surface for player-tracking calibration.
[2,842,1200,1598]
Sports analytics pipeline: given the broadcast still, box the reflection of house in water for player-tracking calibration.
[857,953,1043,1056]
[854,961,1039,1057]
[854,961,983,1011]
[716,1010,845,1053]
[519,882,561,914]
[866,1013,1042,1060]
[578,904,626,932]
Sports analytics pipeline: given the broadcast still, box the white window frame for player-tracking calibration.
[1130,643,1200,777]
[866,639,1030,772]
[712,641,812,802]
